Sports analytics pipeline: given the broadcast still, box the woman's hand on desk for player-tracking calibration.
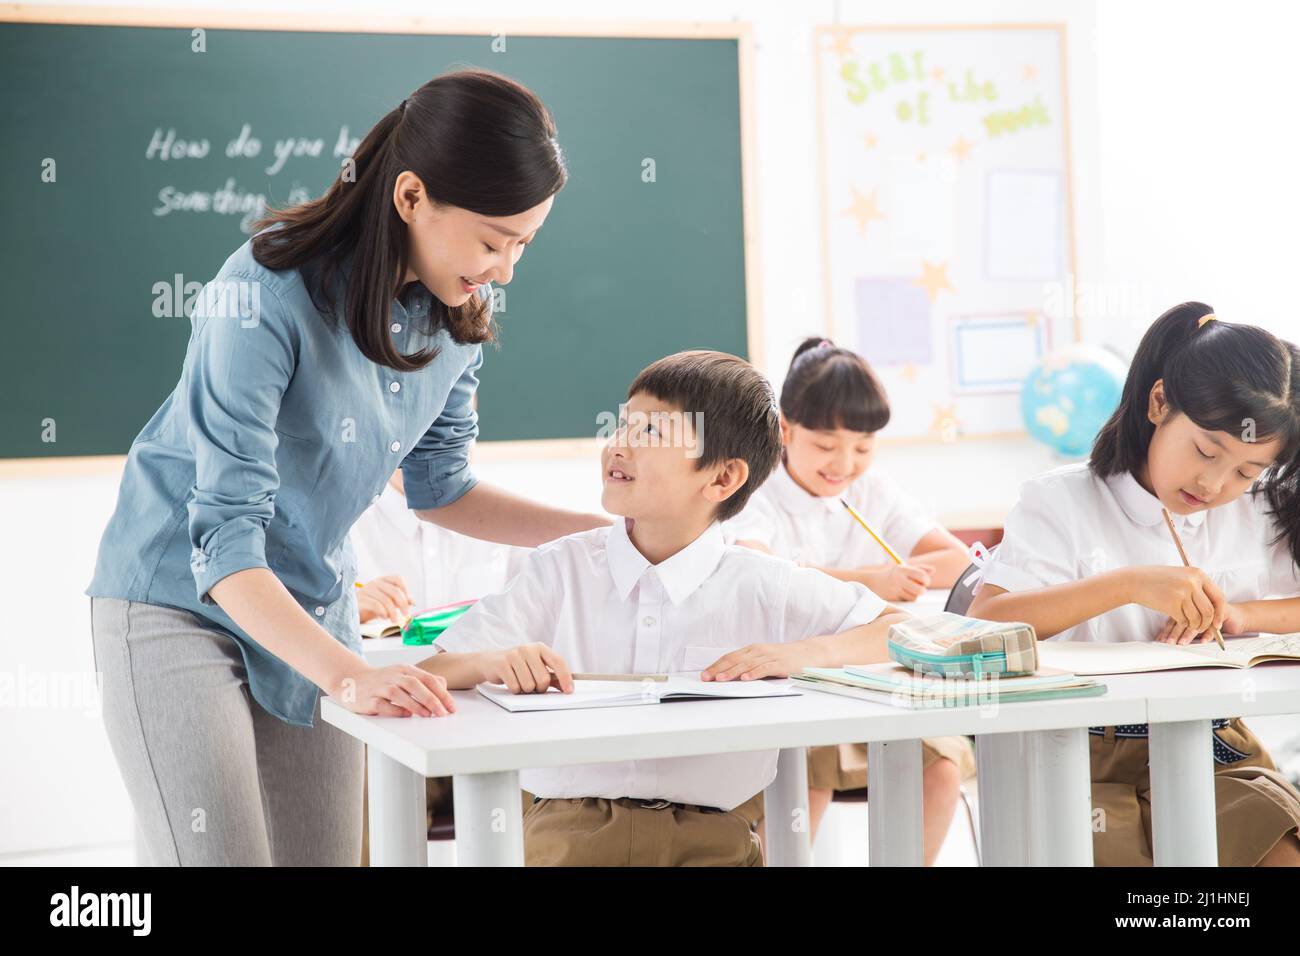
[355,574,414,624]
[333,664,456,718]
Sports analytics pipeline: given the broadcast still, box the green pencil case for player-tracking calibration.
[886,612,1039,678]
[401,600,476,646]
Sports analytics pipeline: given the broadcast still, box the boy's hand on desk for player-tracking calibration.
[356,575,414,624]
[701,643,802,682]
[860,563,932,602]
[482,643,574,694]
[335,664,455,718]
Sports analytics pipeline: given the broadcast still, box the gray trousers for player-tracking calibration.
[90,597,363,866]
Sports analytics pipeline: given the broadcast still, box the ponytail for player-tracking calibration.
[780,336,890,433]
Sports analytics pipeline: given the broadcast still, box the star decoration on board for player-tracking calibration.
[842,188,886,237]
[950,135,974,162]
[1024,63,1038,81]
[912,260,955,302]
[825,29,855,61]
[863,133,878,149]
[930,66,945,82]
[900,363,919,383]
[917,150,927,163]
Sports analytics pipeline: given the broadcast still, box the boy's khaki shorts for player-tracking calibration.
[806,736,977,792]
[523,796,764,866]
[1090,718,1300,867]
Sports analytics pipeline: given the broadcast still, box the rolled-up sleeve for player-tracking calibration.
[185,275,297,605]
[401,345,483,511]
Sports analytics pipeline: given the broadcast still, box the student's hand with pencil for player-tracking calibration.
[1154,601,1248,645]
[481,643,574,695]
[858,562,933,602]
[1131,565,1227,643]
[355,574,414,624]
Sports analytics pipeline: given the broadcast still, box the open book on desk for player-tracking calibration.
[1038,633,1300,676]
[476,675,800,713]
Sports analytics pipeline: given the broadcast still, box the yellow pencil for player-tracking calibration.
[841,499,904,564]
[1161,507,1226,650]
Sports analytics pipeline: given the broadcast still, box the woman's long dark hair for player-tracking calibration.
[1091,301,1300,565]
[251,68,567,372]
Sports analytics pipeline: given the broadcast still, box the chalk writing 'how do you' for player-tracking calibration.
[145,124,364,175]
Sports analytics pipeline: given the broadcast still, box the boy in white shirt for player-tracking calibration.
[419,350,908,866]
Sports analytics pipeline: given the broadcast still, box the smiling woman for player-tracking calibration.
[86,68,609,867]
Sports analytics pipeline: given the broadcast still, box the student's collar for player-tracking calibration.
[1106,469,1208,529]
[770,460,842,515]
[606,517,727,605]
[377,482,422,540]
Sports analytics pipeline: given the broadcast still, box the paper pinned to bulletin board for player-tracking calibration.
[814,23,1078,441]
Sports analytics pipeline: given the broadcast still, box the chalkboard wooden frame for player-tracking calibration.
[0,6,762,474]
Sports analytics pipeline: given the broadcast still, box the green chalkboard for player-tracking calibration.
[0,18,751,458]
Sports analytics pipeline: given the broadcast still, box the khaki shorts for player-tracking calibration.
[523,796,764,866]
[806,736,977,792]
[1090,718,1300,867]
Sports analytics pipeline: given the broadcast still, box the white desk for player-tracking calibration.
[361,635,437,668]
[340,592,1300,867]
[323,671,1151,867]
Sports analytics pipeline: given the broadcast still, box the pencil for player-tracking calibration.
[841,499,904,564]
[1161,507,1226,649]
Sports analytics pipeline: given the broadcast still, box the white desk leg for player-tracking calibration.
[367,749,427,867]
[1026,728,1094,866]
[867,739,923,866]
[452,771,524,867]
[975,732,1031,865]
[1149,720,1218,866]
[764,747,812,867]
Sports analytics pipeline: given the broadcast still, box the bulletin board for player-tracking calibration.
[814,23,1078,441]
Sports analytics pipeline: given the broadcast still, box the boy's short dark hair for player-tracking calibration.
[628,350,782,522]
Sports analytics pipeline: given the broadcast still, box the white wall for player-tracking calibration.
[4,0,1299,858]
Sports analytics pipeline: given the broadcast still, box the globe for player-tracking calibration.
[1021,345,1127,458]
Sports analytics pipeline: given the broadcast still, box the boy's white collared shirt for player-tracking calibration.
[722,460,938,567]
[434,517,887,810]
[982,462,1300,643]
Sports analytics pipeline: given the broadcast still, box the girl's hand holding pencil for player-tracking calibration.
[857,562,934,602]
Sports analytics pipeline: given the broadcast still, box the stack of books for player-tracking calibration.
[792,662,1105,709]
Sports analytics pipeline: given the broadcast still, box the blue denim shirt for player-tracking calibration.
[87,237,487,726]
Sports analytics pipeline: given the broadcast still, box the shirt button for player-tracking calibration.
[314,606,325,617]
[371,493,381,504]
[389,381,400,393]
[643,616,656,627]
[336,571,343,582]
[389,440,401,453]
[390,322,402,333]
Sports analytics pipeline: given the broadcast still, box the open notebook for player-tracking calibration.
[476,676,800,713]
[1038,633,1300,676]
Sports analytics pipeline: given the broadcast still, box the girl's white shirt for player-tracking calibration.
[981,461,1300,643]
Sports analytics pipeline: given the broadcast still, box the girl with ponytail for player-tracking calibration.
[88,69,609,865]
[970,302,1300,866]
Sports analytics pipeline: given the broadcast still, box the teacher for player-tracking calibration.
[86,69,608,866]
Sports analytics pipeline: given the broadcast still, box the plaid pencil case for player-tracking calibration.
[887,613,1039,677]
